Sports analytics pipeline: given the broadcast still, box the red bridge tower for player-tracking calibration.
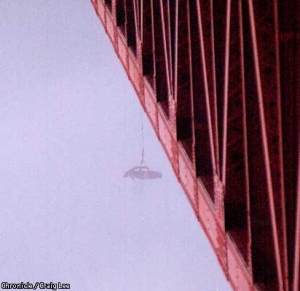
[90,1,300,290]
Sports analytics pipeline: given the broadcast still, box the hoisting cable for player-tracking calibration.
[140,121,145,165]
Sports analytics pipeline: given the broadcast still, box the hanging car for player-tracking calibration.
[123,166,162,180]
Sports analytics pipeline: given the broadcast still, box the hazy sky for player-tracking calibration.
[0,2,231,290]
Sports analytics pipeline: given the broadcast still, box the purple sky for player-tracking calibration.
[0,2,232,290]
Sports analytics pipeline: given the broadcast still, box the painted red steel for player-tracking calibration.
[91,1,300,290]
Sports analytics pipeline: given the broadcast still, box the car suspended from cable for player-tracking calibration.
[123,121,162,180]
[123,166,162,180]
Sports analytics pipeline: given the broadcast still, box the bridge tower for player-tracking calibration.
[90,1,300,290]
